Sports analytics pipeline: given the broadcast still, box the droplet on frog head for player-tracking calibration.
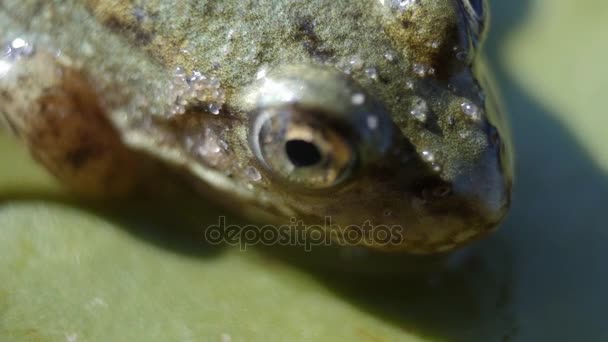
[166,68,226,117]
[11,38,27,50]
[192,127,229,167]
[366,115,379,130]
[349,56,364,71]
[384,51,396,62]
[3,38,34,61]
[256,65,269,80]
[461,101,481,121]
[364,67,378,80]
[410,97,429,122]
[208,103,221,115]
[412,63,426,77]
[174,66,187,78]
[351,93,365,106]
[412,63,433,77]
[245,166,262,182]
[391,0,417,12]
[420,151,443,173]
[421,150,435,162]
[285,140,322,167]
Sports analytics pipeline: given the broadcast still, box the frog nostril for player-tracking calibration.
[421,185,453,200]
[285,139,322,167]
[432,185,453,198]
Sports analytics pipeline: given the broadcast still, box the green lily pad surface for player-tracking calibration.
[1,0,607,341]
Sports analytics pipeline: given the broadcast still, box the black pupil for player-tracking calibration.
[285,140,322,167]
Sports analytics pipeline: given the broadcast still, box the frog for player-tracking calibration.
[0,0,513,254]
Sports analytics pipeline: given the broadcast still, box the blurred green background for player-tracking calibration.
[1,0,607,340]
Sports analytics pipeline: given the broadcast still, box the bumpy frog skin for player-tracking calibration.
[0,0,513,254]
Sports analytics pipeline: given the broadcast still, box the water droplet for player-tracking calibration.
[349,56,364,71]
[167,68,226,117]
[410,97,428,122]
[412,63,426,77]
[421,150,435,162]
[3,37,34,60]
[192,127,229,167]
[461,101,481,121]
[208,103,221,115]
[459,130,472,139]
[256,65,269,80]
[365,67,379,80]
[390,0,417,12]
[245,166,262,182]
[11,38,26,49]
[174,66,186,78]
[351,93,365,105]
[367,115,379,130]
[384,51,396,62]
[405,79,415,89]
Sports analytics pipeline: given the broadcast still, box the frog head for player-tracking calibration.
[221,0,511,254]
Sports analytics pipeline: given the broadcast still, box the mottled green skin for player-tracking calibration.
[0,0,512,254]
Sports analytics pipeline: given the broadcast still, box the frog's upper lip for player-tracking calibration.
[448,152,512,232]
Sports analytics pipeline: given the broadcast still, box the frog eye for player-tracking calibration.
[250,105,356,189]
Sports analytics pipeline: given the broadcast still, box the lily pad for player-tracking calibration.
[1,0,608,340]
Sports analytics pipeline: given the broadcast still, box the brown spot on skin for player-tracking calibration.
[30,65,142,197]
[102,15,154,45]
[85,0,188,66]
[1,52,150,198]
[385,2,464,79]
[86,0,155,46]
[292,16,335,62]
[65,145,100,170]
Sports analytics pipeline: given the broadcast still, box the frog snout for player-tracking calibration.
[450,144,512,233]
[405,141,512,253]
